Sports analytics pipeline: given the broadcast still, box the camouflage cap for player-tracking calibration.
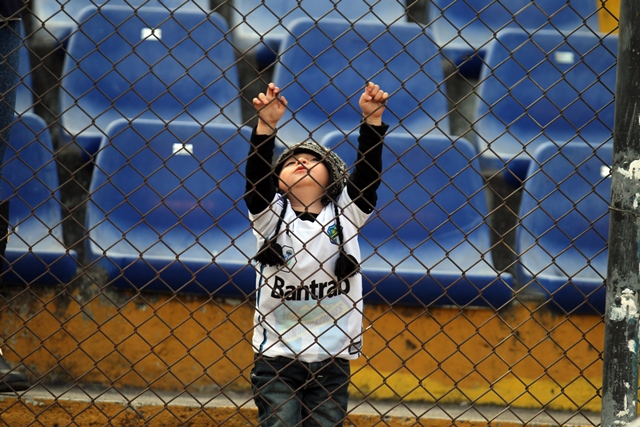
[274,141,347,201]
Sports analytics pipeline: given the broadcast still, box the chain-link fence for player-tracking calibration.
[0,0,620,425]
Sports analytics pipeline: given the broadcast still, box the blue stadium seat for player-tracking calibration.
[474,29,617,181]
[1,113,78,284]
[323,131,513,308]
[32,0,209,44]
[59,5,241,157]
[516,141,610,314]
[86,119,255,296]
[230,0,407,68]
[272,18,450,150]
[428,0,598,76]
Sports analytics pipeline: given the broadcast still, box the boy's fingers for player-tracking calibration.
[375,91,388,102]
[267,84,280,98]
[366,83,383,100]
[259,92,271,104]
[363,84,388,104]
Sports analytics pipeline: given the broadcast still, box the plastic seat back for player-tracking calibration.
[87,119,254,295]
[475,29,617,179]
[324,131,513,308]
[1,113,77,284]
[33,0,209,43]
[230,0,407,67]
[273,19,449,148]
[428,0,598,73]
[516,141,611,314]
[60,5,241,155]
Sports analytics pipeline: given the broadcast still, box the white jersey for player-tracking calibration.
[249,188,370,363]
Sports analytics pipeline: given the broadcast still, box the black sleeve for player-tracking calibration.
[347,122,389,213]
[244,127,277,215]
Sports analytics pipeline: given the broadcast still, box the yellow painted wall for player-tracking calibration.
[599,0,620,33]
[0,280,603,413]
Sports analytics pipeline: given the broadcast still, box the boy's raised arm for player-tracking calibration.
[348,83,390,213]
[244,83,288,214]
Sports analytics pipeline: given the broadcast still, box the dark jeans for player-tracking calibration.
[251,355,351,427]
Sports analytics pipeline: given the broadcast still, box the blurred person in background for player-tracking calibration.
[0,0,31,393]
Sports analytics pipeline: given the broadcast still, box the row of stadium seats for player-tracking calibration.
[85,119,513,308]
[56,117,516,308]
[47,6,616,175]
[55,7,447,157]
[33,0,600,74]
[4,113,608,314]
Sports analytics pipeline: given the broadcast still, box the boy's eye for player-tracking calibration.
[283,156,320,168]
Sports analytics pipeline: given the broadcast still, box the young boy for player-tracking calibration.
[245,82,389,427]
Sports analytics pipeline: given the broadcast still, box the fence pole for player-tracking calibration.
[602,0,640,425]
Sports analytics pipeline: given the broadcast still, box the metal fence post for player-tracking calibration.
[602,0,640,425]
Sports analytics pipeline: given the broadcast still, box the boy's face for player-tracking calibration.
[278,152,330,195]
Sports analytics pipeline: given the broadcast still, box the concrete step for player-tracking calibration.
[0,386,600,427]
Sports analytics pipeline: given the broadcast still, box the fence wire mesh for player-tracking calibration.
[0,0,620,425]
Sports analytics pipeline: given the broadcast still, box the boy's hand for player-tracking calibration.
[253,82,288,135]
[359,82,389,126]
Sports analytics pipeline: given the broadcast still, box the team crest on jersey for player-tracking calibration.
[326,224,340,245]
[282,245,296,268]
